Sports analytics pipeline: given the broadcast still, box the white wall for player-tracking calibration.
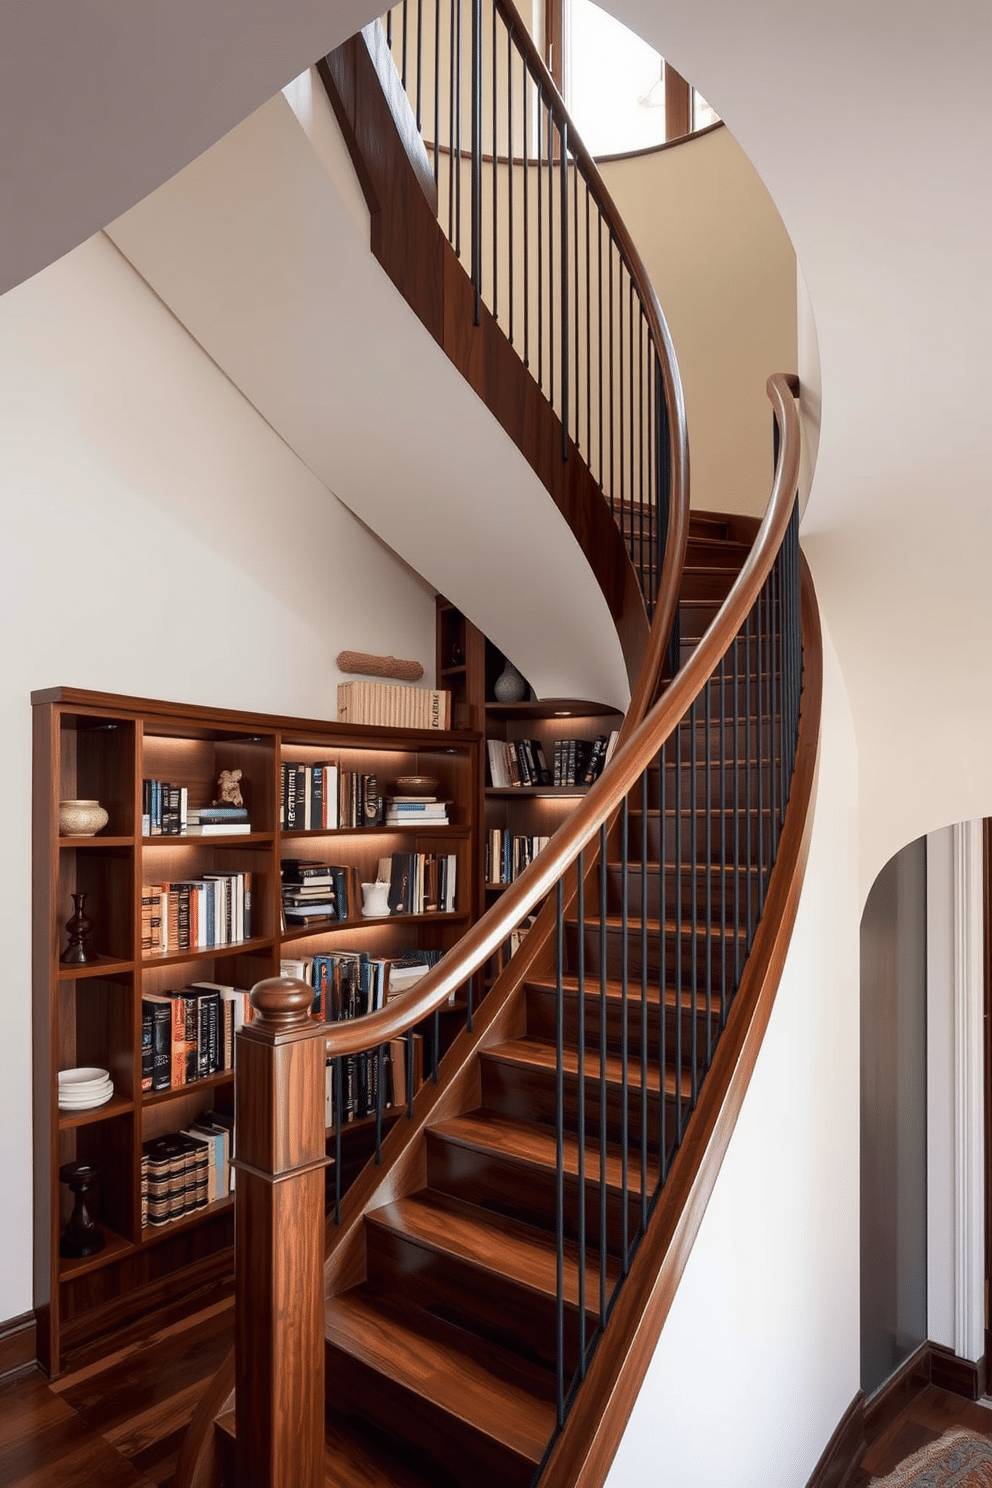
[607,608,861,1486]
[0,231,437,1322]
[600,129,798,519]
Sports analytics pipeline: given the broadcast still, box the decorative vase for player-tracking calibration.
[59,1161,105,1259]
[61,892,94,965]
[59,799,109,836]
[361,881,392,918]
[494,661,527,703]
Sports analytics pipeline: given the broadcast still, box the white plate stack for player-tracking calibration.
[58,1066,114,1111]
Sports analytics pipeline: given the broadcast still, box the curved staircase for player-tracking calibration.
[175,6,819,1484]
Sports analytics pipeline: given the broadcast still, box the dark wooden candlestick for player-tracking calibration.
[59,1160,105,1258]
[60,892,94,965]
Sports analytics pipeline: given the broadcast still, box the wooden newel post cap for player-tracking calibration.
[248,977,314,1030]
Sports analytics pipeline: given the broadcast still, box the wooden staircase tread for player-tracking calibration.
[430,1110,661,1190]
[525,973,731,1010]
[324,1289,556,1463]
[483,1036,691,1098]
[566,912,748,938]
[366,1188,619,1306]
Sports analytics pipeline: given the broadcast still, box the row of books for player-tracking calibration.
[142,780,251,836]
[486,829,551,886]
[141,1109,234,1228]
[142,873,253,955]
[485,731,620,789]
[337,680,451,731]
[281,947,441,1023]
[376,851,457,916]
[281,859,352,927]
[324,1037,423,1126]
[141,982,254,1091]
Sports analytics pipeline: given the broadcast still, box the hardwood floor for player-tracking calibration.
[849,1384,992,1485]
[0,1279,234,1488]
[4,1296,992,1488]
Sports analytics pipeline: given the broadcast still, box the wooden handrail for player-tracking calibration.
[323,372,799,1065]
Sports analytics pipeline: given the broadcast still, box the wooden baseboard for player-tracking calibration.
[805,1392,865,1488]
[809,1339,988,1488]
[0,1311,36,1380]
[929,1342,986,1401]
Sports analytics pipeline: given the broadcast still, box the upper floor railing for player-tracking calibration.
[380,0,687,623]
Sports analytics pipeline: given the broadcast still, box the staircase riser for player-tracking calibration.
[603,864,760,918]
[524,983,711,1058]
[625,761,784,812]
[564,923,744,986]
[323,1342,540,1488]
[628,811,774,861]
[678,569,737,603]
[480,1057,674,1153]
[364,1222,586,1377]
[425,1131,638,1258]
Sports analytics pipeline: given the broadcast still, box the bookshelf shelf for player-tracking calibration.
[59,1227,134,1284]
[57,1095,133,1130]
[34,684,481,1377]
[57,956,135,980]
[139,1193,235,1246]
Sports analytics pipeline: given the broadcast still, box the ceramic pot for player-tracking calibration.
[361,881,392,918]
[494,661,527,703]
[59,799,109,836]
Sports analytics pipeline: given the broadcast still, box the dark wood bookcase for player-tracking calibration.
[32,686,481,1376]
[436,600,623,972]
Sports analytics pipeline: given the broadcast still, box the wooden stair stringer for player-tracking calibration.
[536,552,823,1488]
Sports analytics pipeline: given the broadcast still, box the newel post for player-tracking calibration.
[234,978,328,1488]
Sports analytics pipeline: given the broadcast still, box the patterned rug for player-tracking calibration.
[871,1428,992,1486]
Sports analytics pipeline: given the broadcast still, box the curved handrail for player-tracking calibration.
[323,372,799,1065]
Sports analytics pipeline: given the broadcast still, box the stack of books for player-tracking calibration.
[384,794,449,826]
[281,860,351,926]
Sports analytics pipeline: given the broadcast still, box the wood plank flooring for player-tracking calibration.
[850,1384,992,1484]
[4,1293,992,1488]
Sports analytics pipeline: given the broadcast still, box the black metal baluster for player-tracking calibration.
[536,91,543,390]
[548,103,554,410]
[416,0,423,130]
[506,19,513,344]
[620,793,629,1271]
[705,665,713,1065]
[689,696,698,1106]
[455,0,462,258]
[555,877,565,1426]
[522,55,529,368]
[598,821,608,1324]
[470,0,481,322]
[756,588,765,910]
[491,0,498,321]
[585,181,591,474]
[744,613,753,945]
[573,151,580,453]
[576,848,587,1378]
[674,712,683,1141]
[639,768,649,1229]
[733,629,742,992]
[637,305,645,600]
[719,653,728,1026]
[658,744,667,1178]
[561,119,569,460]
[448,0,457,246]
[387,6,393,49]
[597,208,604,489]
[433,0,440,182]
[618,257,624,544]
[608,236,614,513]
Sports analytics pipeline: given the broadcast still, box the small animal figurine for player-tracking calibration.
[215,768,244,807]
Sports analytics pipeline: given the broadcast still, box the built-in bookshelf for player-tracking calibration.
[32,686,481,1376]
[436,600,624,970]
